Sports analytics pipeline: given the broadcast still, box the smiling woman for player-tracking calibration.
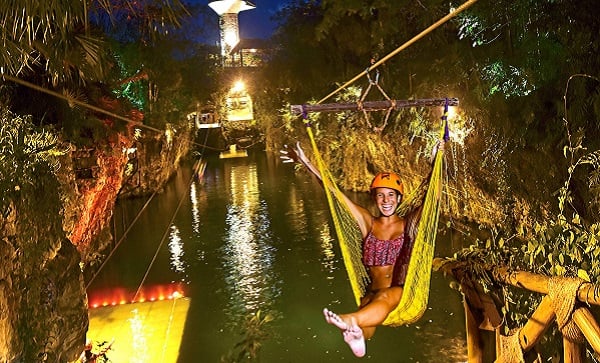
[280,142,429,357]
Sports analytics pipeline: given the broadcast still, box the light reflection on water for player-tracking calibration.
[319,223,337,277]
[189,182,201,235]
[168,225,186,276]
[220,163,279,320]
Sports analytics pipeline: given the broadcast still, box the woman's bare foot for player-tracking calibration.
[323,308,348,330]
[323,308,366,357]
[343,322,366,358]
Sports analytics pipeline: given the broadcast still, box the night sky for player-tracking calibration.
[239,0,288,39]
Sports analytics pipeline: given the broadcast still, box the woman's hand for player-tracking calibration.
[280,142,307,164]
[430,140,445,164]
[280,142,323,181]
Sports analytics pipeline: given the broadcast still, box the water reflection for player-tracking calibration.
[284,186,309,239]
[412,320,468,362]
[221,163,279,321]
[318,223,336,277]
[168,225,186,277]
[128,309,150,362]
[189,182,202,235]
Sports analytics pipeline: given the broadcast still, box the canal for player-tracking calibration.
[87,150,467,362]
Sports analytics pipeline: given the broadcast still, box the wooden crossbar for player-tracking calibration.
[290,97,459,116]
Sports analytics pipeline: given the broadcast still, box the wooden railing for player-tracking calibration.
[434,258,600,362]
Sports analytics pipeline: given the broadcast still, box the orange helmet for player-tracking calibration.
[370,172,404,195]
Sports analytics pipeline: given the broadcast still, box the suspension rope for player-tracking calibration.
[1,74,163,134]
[358,64,396,132]
[132,167,196,302]
[86,190,158,289]
[1,73,210,148]
[316,0,479,106]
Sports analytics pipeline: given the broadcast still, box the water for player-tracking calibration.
[88,151,467,362]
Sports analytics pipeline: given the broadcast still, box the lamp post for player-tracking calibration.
[208,0,256,61]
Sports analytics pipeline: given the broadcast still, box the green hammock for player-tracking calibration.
[304,107,447,327]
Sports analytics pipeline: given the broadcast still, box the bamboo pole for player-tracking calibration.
[573,306,600,354]
[495,329,501,363]
[436,260,600,305]
[563,336,584,363]
[464,298,484,362]
[519,295,555,351]
[434,259,600,359]
[495,268,600,306]
[315,0,480,105]
[290,98,459,116]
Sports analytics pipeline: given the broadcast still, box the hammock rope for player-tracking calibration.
[384,102,448,325]
[303,100,448,326]
[304,118,370,304]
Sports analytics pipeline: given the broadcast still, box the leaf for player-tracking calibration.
[569,231,575,244]
[578,269,591,282]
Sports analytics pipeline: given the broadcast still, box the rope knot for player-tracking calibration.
[548,276,586,343]
[357,100,364,111]
[497,328,525,363]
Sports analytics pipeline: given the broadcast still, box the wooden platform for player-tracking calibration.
[219,144,248,159]
[87,297,190,362]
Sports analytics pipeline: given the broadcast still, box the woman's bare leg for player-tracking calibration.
[362,326,376,340]
[327,287,403,330]
[352,286,403,327]
[323,287,402,357]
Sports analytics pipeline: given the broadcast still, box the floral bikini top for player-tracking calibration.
[362,231,405,267]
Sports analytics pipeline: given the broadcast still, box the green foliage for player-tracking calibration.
[481,61,534,97]
[451,76,600,356]
[0,109,66,217]
[452,142,600,340]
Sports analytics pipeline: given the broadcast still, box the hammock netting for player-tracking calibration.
[304,112,446,327]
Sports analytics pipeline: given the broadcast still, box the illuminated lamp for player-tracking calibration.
[208,1,256,57]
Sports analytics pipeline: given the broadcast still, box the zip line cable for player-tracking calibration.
[2,0,479,140]
[132,167,196,302]
[316,0,479,106]
[1,73,219,149]
[1,74,164,134]
[86,190,158,289]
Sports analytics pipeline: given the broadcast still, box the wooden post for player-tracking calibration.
[434,259,600,360]
[464,298,484,362]
[519,295,555,351]
[573,306,600,354]
[563,336,584,363]
[290,98,459,116]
